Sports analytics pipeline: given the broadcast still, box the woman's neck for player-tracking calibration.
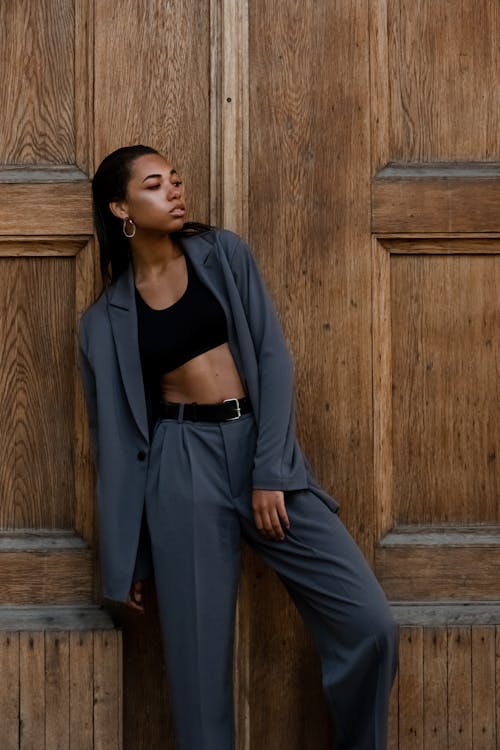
[130,232,183,281]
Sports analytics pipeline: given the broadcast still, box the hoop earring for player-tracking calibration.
[123,217,136,239]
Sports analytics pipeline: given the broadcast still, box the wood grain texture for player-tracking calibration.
[386,0,500,162]
[245,1,371,747]
[249,0,372,550]
[220,0,249,234]
[93,630,122,750]
[0,549,92,604]
[372,238,393,539]
[0,632,20,749]
[448,627,472,746]
[74,0,93,174]
[372,176,500,233]
[20,631,45,750]
[0,257,76,529]
[0,604,115,631]
[0,182,92,236]
[398,627,424,748]
[45,631,70,750]
[74,242,96,548]
[69,631,94,750]
[0,1,75,164]
[391,253,500,526]
[471,628,496,748]
[423,628,447,748]
[376,545,500,600]
[369,0,390,173]
[94,0,211,223]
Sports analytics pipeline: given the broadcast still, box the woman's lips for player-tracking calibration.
[170,206,186,217]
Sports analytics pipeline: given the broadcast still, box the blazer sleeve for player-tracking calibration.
[78,316,99,463]
[228,235,300,490]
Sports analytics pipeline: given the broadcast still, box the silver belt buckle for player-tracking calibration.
[223,397,241,421]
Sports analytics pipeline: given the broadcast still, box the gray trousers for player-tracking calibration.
[143,411,398,750]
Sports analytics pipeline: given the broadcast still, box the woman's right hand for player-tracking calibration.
[126,579,145,613]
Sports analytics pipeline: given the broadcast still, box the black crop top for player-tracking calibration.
[135,253,228,379]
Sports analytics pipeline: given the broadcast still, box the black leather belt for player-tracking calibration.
[158,396,252,423]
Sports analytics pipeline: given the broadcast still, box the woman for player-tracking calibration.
[79,144,398,749]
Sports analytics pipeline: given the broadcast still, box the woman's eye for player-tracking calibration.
[147,184,161,190]
[173,180,183,187]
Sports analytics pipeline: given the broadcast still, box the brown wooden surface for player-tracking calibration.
[1,632,20,749]
[372,174,500,233]
[0,182,92,235]
[94,0,211,222]
[471,628,496,748]
[45,632,70,749]
[386,0,500,162]
[448,627,473,745]
[69,631,94,750]
[0,257,75,529]
[398,627,424,748]
[376,544,500,600]
[0,548,92,604]
[0,621,121,750]
[0,1,75,165]
[93,630,122,750]
[391,252,500,525]
[388,625,500,748]
[423,628,447,748]
[20,632,45,750]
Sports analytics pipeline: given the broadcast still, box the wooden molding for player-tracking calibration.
[372,165,500,233]
[0,182,92,236]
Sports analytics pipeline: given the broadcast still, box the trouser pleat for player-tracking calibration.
[144,414,398,750]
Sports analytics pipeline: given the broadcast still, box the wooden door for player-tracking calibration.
[0,2,123,748]
[2,2,499,749]
[370,2,500,746]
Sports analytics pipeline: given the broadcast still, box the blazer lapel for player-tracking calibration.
[182,232,246,382]
[107,265,149,442]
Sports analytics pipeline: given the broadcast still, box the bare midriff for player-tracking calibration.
[160,342,246,404]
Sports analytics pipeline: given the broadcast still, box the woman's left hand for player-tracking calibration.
[126,579,145,613]
[252,489,290,540]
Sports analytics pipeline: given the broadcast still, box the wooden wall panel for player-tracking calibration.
[0,257,75,529]
[45,632,70,749]
[0,632,20,749]
[94,0,211,220]
[244,1,371,747]
[0,1,76,165]
[388,623,500,748]
[248,0,372,548]
[391,252,500,526]
[387,0,500,162]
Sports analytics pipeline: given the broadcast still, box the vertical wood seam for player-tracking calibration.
[372,237,393,541]
[369,0,390,175]
[216,3,250,748]
[220,0,249,236]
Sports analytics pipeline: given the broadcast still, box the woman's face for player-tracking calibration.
[110,153,187,234]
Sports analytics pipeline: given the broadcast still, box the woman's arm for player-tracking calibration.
[78,317,99,462]
[227,235,302,492]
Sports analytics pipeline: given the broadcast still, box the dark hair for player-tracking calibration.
[92,144,211,287]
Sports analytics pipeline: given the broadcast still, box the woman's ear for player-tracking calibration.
[109,200,128,220]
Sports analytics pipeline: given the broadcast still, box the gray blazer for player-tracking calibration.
[79,229,336,601]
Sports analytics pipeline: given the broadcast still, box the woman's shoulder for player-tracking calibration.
[79,288,110,342]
